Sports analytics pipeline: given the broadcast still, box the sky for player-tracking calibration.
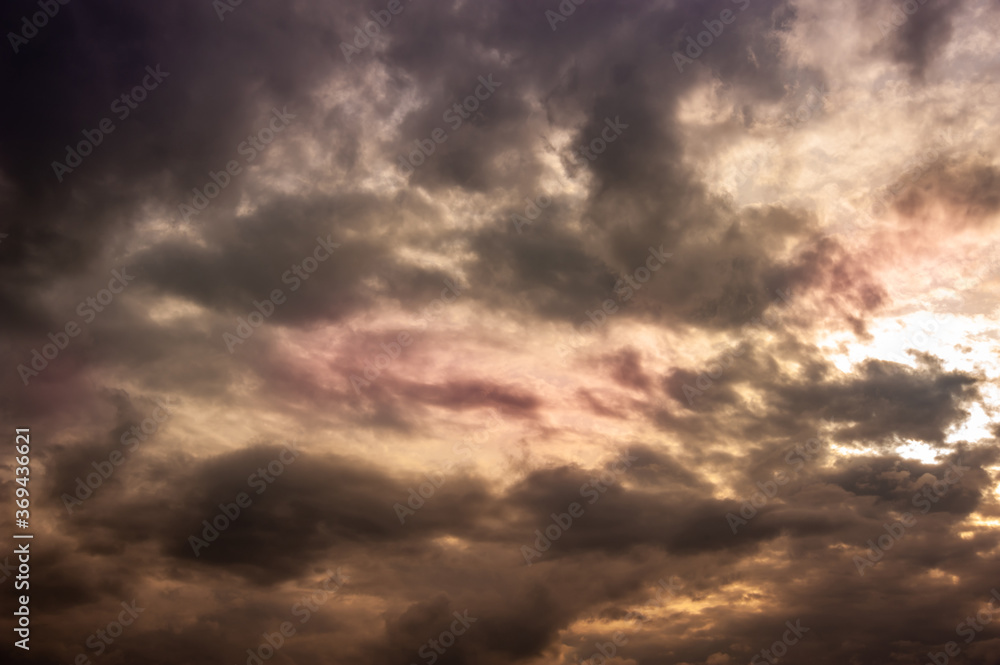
[2,0,1000,664]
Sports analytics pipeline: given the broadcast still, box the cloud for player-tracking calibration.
[3,0,1000,663]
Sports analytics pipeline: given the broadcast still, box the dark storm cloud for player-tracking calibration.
[0,0,347,274]
[2,0,999,664]
[137,193,464,326]
[895,157,1000,228]
[42,441,780,582]
[871,0,971,78]
[779,235,888,334]
[467,198,889,335]
[378,0,839,336]
[467,219,620,322]
[821,451,992,513]
[41,387,165,501]
[624,442,717,492]
[0,0,839,357]
[48,444,497,582]
[22,416,1000,665]
[771,357,980,445]
[659,322,978,446]
[602,347,653,392]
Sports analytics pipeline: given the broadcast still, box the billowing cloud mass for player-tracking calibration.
[2,0,1000,664]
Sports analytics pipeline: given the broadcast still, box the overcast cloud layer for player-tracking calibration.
[3,1,1000,664]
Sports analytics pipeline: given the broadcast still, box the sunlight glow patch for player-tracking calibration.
[830,439,944,463]
[433,536,467,550]
[145,296,209,324]
[945,402,993,444]
[893,440,942,464]
[829,444,871,457]
[963,514,1000,529]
